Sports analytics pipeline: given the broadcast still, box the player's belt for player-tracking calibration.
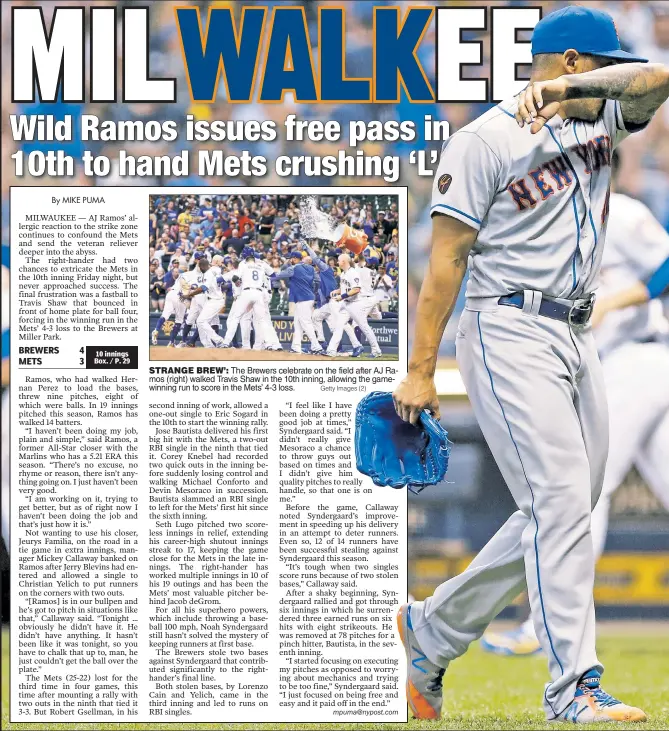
[498,291,595,327]
[344,295,373,303]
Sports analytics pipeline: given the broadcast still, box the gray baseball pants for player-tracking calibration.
[410,298,608,719]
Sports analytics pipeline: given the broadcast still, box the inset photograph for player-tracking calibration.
[149,191,400,361]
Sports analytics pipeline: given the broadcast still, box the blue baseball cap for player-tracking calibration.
[532,6,648,63]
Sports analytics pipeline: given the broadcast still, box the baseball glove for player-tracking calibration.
[354,391,450,494]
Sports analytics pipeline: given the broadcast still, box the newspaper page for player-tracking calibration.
[10,186,407,724]
[4,2,669,731]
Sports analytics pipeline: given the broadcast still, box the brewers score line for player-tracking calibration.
[12,5,541,105]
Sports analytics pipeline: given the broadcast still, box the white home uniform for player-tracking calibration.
[374,271,394,311]
[183,268,206,328]
[589,193,669,557]
[223,271,252,349]
[313,299,360,349]
[358,266,383,320]
[196,268,226,347]
[327,267,382,356]
[253,273,282,350]
[411,98,645,719]
[184,268,219,331]
[222,260,273,346]
[161,273,188,325]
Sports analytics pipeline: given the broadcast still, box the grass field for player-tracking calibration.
[3,625,668,731]
[149,346,396,362]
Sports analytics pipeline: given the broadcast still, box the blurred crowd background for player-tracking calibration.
[3,0,669,619]
[149,193,400,315]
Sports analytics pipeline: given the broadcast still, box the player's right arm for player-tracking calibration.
[518,62,669,133]
[393,215,477,424]
[393,129,500,424]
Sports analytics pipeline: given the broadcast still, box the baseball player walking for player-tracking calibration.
[393,6,669,724]
[274,251,324,355]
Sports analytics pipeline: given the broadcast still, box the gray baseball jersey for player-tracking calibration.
[431,99,632,299]
[412,98,650,720]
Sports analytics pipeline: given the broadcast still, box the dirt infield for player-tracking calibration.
[149,347,396,362]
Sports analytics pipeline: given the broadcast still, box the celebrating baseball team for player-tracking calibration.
[391,6,669,725]
[149,194,399,358]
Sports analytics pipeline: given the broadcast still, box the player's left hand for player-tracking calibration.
[516,77,568,133]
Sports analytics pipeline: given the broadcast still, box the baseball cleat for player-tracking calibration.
[351,346,364,357]
[370,352,383,358]
[176,342,187,348]
[151,330,159,345]
[217,343,232,349]
[310,348,326,355]
[555,670,647,723]
[166,342,175,348]
[397,604,446,720]
[480,623,542,657]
